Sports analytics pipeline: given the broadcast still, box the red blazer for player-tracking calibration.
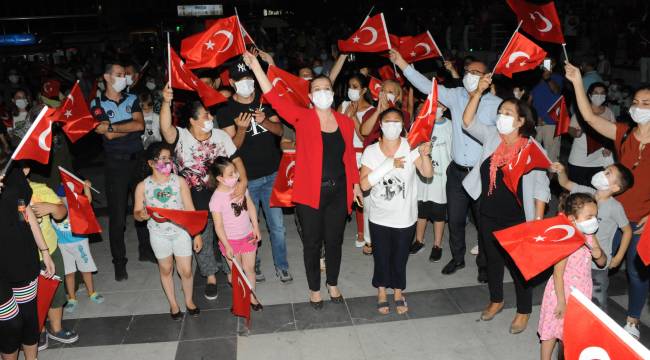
[265,88,360,213]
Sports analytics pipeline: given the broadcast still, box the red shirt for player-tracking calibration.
[614,123,650,222]
[264,89,360,212]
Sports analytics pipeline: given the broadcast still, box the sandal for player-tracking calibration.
[395,298,408,315]
[362,244,373,256]
[377,301,390,315]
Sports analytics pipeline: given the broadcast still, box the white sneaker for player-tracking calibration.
[624,322,640,339]
[354,234,365,248]
[470,245,479,255]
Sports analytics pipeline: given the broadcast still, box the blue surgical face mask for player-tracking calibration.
[313,66,323,75]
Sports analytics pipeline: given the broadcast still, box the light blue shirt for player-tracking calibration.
[403,65,502,167]
[582,71,603,94]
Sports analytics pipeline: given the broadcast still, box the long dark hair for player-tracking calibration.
[178,100,204,129]
[498,98,536,138]
[348,73,372,105]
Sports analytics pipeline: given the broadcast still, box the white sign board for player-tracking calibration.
[177,5,223,17]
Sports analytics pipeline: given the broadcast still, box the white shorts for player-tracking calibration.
[150,230,192,259]
[59,240,98,275]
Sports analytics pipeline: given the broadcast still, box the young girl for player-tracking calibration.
[209,157,262,310]
[538,193,607,359]
[134,142,202,320]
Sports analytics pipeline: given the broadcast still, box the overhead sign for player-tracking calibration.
[177,5,223,17]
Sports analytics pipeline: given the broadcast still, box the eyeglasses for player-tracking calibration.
[465,69,485,76]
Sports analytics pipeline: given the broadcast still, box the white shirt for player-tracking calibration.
[568,107,615,168]
[417,118,452,204]
[142,112,162,148]
[342,101,374,167]
[361,138,419,228]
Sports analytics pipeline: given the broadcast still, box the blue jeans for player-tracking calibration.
[614,222,646,318]
[248,172,289,271]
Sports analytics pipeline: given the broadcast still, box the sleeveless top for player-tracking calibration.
[144,175,184,234]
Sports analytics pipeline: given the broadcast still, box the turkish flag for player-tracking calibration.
[493,214,586,281]
[369,76,382,101]
[494,32,547,78]
[51,82,96,143]
[392,31,442,63]
[548,96,570,137]
[501,139,551,197]
[378,64,404,86]
[408,78,437,148]
[181,15,246,69]
[58,167,102,235]
[636,225,650,266]
[37,273,61,332]
[231,258,253,327]
[564,288,650,359]
[270,151,296,207]
[265,65,310,108]
[169,48,227,107]
[146,206,208,237]
[11,106,56,164]
[338,13,391,53]
[506,0,565,44]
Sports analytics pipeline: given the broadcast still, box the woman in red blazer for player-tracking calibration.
[243,51,362,309]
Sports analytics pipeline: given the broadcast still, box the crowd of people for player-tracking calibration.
[0,4,650,360]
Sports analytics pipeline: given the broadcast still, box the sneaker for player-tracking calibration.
[38,331,48,351]
[204,283,218,300]
[64,299,78,313]
[354,234,365,248]
[48,329,79,344]
[89,292,105,304]
[624,322,640,339]
[255,264,266,283]
[409,241,425,255]
[429,246,442,262]
[470,245,479,255]
[276,269,293,283]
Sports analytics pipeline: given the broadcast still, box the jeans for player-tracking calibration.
[194,216,230,277]
[615,222,647,319]
[591,268,609,313]
[369,222,416,290]
[248,172,289,271]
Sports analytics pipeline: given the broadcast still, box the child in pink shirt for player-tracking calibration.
[209,157,262,310]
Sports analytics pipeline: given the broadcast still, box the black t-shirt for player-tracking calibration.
[321,129,345,181]
[479,156,525,222]
[0,167,40,283]
[216,95,281,180]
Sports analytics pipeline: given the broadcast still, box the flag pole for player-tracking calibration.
[561,43,569,62]
[166,32,172,87]
[58,166,100,194]
[428,30,445,63]
[234,7,252,50]
[491,20,523,74]
[231,257,262,304]
[362,5,375,25]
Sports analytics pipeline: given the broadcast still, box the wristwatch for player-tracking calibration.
[107,123,114,132]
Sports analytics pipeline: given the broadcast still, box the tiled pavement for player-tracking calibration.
[30,166,650,360]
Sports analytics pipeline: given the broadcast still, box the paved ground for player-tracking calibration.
[25,165,650,360]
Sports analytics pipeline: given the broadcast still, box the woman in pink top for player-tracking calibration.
[209,157,262,310]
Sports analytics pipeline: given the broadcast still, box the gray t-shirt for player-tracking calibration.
[571,184,629,269]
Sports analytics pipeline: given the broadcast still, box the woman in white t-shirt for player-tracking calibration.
[337,74,374,251]
[568,82,616,186]
[410,103,452,262]
[360,108,433,315]
[9,89,32,146]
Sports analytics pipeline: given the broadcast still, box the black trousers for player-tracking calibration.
[568,163,602,188]
[295,179,348,291]
[446,163,486,269]
[104,154,153,266]
[481,215,533,314]
[369,222,416,290]
[0,279,39,354]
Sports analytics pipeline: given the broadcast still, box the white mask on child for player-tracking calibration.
[576,217,599,235]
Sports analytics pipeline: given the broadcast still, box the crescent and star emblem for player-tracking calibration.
[529,11,553,33]
[505,51,531,68]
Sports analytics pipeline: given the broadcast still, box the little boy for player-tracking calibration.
[552,162,634,313]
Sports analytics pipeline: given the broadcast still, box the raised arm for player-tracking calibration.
[329,54,348,85]
[463,74,491,129]
[549,162,575,192]
[159,84,178,144]
[389,49,453,107]
[564,62,616,140]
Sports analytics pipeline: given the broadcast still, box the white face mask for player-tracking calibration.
[629,105,650,124]
[143,112,153,121]
[462,73,481,93]
[496,114,516,135]
[348,88,361,102]
[302,77,313,81]
[234,79,255,98]
[8,75,19,84]
[436,107,444,119]
[513,89,523,100]
[381,121,403,140]
[125,74,134,86]
[146,81,156,91]
[15,99,28,109]
[386,93,396,104]
[590,171,610,191]
[111,76,127,92]
[590,94,606,106]
[311,90,334,109]
[576,217,599,235]
[200,120,214,133]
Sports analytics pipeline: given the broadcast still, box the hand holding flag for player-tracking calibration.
[58,167,102,235]
[407,78,438,148]
[51,82,97,143]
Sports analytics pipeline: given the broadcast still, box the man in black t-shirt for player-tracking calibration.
[217,60,292,283]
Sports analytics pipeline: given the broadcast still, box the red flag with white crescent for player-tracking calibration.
[181,15,246,69]
[506,0,565,44]
[501,138,551,197]
[169,48,227,107]
[231,258,252,327]
[270,151,296,207]
[53,82,97,143]
[494,32,547,78]
[407,78,437,149]
[58,167,102,235]
[338,13,391,53]
[393,31,443,63]
[11,106,56,164]
[564,288,650,359]
[548,96,570,137]
[493,214,586,281]
[369,76,382,101]
[146,206,208,237]
[265,65,310,108]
